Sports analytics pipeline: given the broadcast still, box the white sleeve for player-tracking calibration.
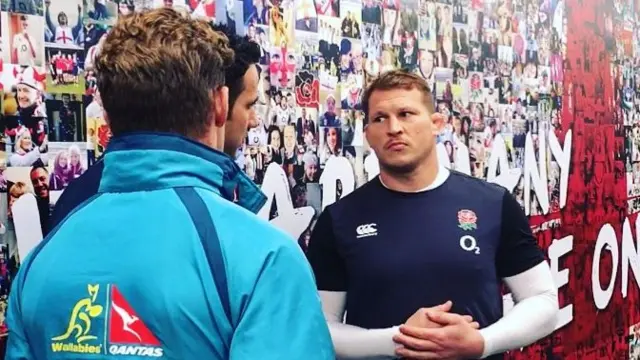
[320,291,400,360]
[479,261,559,358]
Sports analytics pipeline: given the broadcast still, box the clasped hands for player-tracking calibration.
[392,301,485,360]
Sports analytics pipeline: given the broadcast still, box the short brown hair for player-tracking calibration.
[95,8,234,138]
[361,70,435,125]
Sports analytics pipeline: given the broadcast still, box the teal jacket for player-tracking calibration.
[5,133,335,359]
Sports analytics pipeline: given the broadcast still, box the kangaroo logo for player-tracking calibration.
[52,284,104,343]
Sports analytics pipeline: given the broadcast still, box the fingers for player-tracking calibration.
[393,332,444,352]
[395,346,443,360]
[426,309,468,326]
[399,324,441,341]
[433,300,452,312]
[462,316,480,328]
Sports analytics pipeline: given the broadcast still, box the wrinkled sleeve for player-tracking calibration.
[5,272,33,360]
[229,241,335,360]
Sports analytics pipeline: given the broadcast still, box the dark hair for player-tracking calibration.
[95,8,234,138]
[210,23,261,120]
[30,158,47,174]
[361,69,435,125]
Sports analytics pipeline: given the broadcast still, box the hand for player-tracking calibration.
[394,310,484,360]
[405,301,478,329]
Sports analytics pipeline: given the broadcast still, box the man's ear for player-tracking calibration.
[364,121,371,144]
[212,86,229,128]
[430,112,445,134]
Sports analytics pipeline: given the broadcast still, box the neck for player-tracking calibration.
[378,155,440,192]
[200,127,225,153]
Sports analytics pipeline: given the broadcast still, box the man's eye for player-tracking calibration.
[373,117,385,123]
[399,111,411,117]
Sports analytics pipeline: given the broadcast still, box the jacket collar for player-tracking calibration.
[99,132,266,213]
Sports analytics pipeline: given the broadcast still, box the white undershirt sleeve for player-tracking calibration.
[320,291,400,360]
[479,261,559,358]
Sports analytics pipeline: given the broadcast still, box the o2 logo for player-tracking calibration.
[459,235,480,255]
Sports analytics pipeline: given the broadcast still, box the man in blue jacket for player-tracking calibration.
[5,8,334,360]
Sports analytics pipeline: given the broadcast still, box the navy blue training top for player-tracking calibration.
[306,171,546,360]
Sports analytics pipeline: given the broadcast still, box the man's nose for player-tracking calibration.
[385,117,402,135]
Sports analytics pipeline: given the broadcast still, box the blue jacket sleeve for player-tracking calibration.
[5,272,33,359]
[228,241,335,360]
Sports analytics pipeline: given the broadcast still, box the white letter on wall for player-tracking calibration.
[622,217,640,298]
[548,235,573,330]
[487,134,521,192]
[547,129,572,209]
[592,224,619,310]
[436,141,472,176]
[364,151,379,181]
[319,155,356,210]
[258,163,295,220]
[523,132,549,215]
[259,163,314,240]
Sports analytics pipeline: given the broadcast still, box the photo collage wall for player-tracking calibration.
[0,0,576,340]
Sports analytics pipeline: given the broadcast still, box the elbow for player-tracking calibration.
[540,287,560,337]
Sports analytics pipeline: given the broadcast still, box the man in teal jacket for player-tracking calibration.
[5,8,334,360]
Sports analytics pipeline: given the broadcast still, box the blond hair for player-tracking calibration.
[94,7,234,138]
[9,182,29,198]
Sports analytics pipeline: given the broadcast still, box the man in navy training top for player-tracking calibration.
[5,8,333,359]
[306,70,559,360]
[49,23,265,230]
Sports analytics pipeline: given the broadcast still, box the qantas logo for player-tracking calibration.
[51,284,163,357]
[108,286,163,357]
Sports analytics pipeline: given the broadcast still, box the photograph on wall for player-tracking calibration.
[44,0,83,46]
[45,93,83,143]
[1,12,45,67]
[83,0,117,25]
[44,44,84,94]
[631,322,640,359]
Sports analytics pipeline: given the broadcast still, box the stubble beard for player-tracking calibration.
[379,145,434,177]
[380,159,420,176]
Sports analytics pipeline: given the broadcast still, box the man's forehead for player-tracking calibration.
[370,89,418,106]
[243,64,260,89]
[31,168,47,177]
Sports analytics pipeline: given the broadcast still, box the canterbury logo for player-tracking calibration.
[356,223,377,238]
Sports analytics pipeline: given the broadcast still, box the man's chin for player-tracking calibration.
[223,142,243,157]
[379,156,419,175]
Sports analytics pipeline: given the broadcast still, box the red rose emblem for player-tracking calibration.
[457,210,477,230]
